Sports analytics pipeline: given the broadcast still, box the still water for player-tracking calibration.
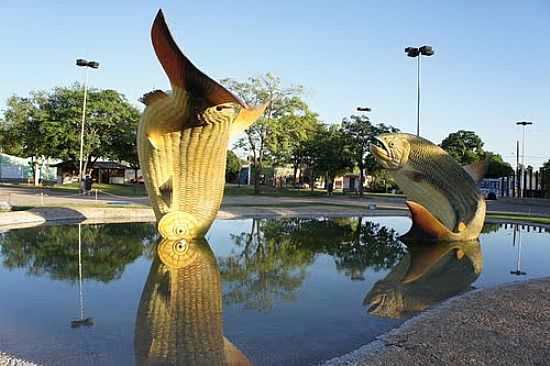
[0,217,548,365]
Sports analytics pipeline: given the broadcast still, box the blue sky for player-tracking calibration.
[1,0,549,167]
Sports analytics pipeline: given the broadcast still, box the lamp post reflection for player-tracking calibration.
[510,224,527,276]
[71,223,94,328]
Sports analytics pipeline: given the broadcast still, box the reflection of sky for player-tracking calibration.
[0,219,548,365]
[476,225,550,288]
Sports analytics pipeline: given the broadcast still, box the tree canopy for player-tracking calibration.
[222,73,310,193]
[440,130,513,178]
[440,130,485,165]
[341,115,399,194]
[0,84,140,177]
[226,150,242,183]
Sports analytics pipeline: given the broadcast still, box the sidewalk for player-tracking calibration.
[324,277,550,366]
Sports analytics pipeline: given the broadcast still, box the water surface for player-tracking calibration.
[0,217,548,365]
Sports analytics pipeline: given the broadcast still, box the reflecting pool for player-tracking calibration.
[0,217,548,365]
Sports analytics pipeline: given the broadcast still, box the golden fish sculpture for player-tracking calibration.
[369,133,487,241]
[138,10,266,241]
[135,238,251,366]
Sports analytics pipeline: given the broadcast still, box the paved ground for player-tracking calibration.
[324,277,550,366]
[2,185,550,217]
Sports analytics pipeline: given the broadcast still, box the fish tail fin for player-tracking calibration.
[401,200,452,241]
[151,10,246,107]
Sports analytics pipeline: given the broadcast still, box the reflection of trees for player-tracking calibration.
[219,219,315,311]
[219,217,405,311]
[0,223,158,282]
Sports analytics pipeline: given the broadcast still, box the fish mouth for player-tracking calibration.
[369,137,391,163]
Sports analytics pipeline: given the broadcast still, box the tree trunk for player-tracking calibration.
[33,158,40,186]
[293,163,298,188]
[359,165,365,196]
[254,159,261,195]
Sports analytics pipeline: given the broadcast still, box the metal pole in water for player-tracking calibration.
[78,223,84,320]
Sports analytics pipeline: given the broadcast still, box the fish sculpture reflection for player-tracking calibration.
[369,133,486,241]
[364,240,482,318]
[138,10,266,241]
[135,237,252,366]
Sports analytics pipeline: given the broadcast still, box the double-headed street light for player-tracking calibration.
[356,106,372,112]
[76,59,100,187]
[515,121,533,198]
[405,45,434,136]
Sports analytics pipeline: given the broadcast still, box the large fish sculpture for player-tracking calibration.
[135,237,252,366]
[369,133,486,241]
[138,10,266,241]
[364,240,482,318]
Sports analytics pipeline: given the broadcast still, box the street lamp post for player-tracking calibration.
[76,59,99,188]
[516,121,533,198]
[405,45,434,136]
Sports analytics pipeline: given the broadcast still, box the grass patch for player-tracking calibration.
[487,212,550,225]
[0,182,147,197]
[223,185,405,198]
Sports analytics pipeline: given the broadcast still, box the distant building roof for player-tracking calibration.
[51,161,129,169]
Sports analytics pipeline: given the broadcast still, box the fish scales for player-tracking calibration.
[408,139,480,230]
[369,133,486,241]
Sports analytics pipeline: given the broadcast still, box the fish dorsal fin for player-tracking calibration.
[402,200,452,241]
[463,160,488,184]
[141,89,169,106]
[230,103,268,138]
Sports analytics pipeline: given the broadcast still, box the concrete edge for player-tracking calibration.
[320,277,550,365]
[1,205,549,231]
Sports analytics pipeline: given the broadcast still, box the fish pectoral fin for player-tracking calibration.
[159,176,173,207]
[146,134,160,149]
[224,337,252,366]
[463,160,488,184]
[230,103,268,138]
[402,200,452,241]
[141,89,168,106]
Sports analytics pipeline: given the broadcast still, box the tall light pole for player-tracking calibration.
[516,121,533,198]
[76,59,99,187]
[405,45,434,136]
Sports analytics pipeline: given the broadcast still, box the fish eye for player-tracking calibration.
[215,105,232,112]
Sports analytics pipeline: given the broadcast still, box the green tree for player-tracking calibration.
[341,116,399,195]
[226,150,242,183]
[309,125,354,190]
[440,130,485,165]
[485,152,514,178]
[1,84,140,182]
[222,73,304,194]
[272,107,323,187]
